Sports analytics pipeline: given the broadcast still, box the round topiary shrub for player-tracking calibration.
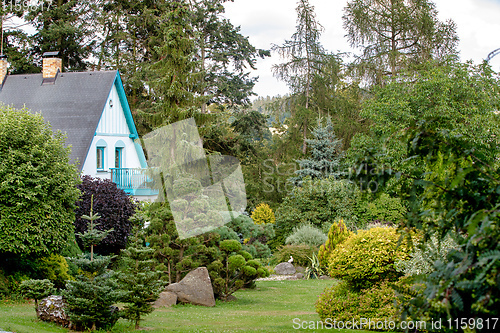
[251,203,275,225]
[327,227,412,290]
[316,280,399,331]
[74,175,137,255]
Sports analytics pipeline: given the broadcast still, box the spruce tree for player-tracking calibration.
[117,232,162,330]
[289,118,343,186]
[63,196,119,331]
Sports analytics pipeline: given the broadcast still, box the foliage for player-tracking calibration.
[251,203,276,225]
[348,61,500,323]
[289,118,344,186]
[328,227,412,290]
[37,254,72,289]
[271,0,328,153]
[208,240,269,300]
[188,0,270,110]
[63,254,120,331]
[63,201,120,331]
[285,224,327,247]
[316,280,399,330]
[74,176,136,255]
[117,232,163,330]
[395,233,458,277]
[214,214,274,259]
[317,219,352,267]
[0,106,81,256]
[138,202,220,285]
[19,279,55,318]
[273,177,360,247]
[304,253,325,279]
[343,0,458,84]
[24,0,93,71]
[270,245,318,268]
[358,193,406,225]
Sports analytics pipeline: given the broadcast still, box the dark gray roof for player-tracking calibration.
[0,71,118,170]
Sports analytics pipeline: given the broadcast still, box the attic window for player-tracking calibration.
[109,99,113,108]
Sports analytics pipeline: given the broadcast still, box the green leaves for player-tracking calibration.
[0,106,80,256]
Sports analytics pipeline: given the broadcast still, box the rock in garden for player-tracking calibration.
[165,267,215,307]
[274,262,296,275]
[153,291,178,308]
[38,295,70,327]
[295,273,304,279]
[319,275,330,280]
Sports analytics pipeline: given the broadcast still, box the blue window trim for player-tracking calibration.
[97,147,105,170]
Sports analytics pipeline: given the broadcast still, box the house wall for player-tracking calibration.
[81,83,142,179]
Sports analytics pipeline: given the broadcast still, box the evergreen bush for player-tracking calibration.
[328,227,412,290]
[285,224,327,247]
[117,233,163,330]
[251,203,276,225]
[316,280,399,331]
[19,279,55,318]
[38,254,72,289]
[317,219,352,267]
[208,240,269,300]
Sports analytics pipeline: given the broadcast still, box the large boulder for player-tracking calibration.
[153,291,178,308]
[274,262,296,275]
[38,295,70,328]
[165,267,215,307]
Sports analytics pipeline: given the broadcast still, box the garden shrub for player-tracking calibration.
[0,106,81,257]
[19,279,55,318]
[208,239,269,300]
[74,175,137,255]
[38,254,72,289]
[317,219,352,267]
[395,233,458,276]
[272,178,361,248]
[358,193,406,225]
[285,224,327,247]
[270,244,317,267]
[251,203,276,224]
[316,280,399,331]
[214,215,274,259]
[328,227,412,290]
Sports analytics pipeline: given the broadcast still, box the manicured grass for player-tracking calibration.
[0,279,371,332]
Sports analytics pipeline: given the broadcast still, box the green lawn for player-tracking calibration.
[0,279,371,333]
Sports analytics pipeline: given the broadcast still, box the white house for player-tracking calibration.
[0,52,157,200]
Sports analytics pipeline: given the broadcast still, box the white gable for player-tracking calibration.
[95,83,130,135]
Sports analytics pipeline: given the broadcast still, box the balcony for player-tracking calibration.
[110,168,158,197]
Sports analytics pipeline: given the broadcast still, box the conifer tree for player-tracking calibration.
[63,196,119,331]
[117,232,162,330]
[289,118,344,186]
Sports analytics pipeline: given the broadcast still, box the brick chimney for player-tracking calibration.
[42,51,62,79]
[0,54,8,87]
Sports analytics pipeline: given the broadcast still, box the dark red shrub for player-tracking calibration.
[74,175,137,255]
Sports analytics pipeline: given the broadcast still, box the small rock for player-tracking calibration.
[319,275,330,280]
[38,295,70,327]
[295,266,306,273]
[225,295,237,302]
[295,273,304,279]
[274,262,296,275]
[153,291,177,308]
[165,267,215,307]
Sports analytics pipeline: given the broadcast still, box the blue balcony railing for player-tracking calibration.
[110,168,158,196]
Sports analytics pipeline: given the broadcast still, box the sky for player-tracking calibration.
[223,0,500,99]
